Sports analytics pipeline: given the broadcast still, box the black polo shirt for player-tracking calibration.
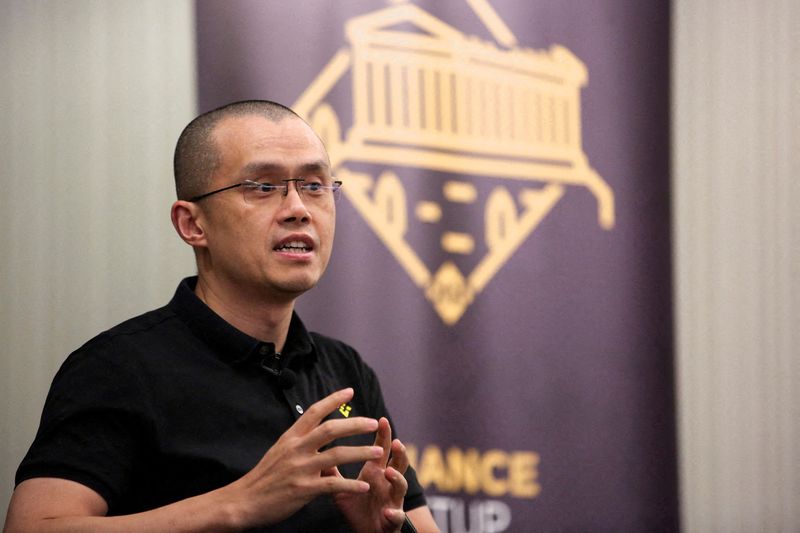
[16,277,425,531]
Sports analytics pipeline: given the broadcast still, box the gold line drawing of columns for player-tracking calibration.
[295,1,616,324]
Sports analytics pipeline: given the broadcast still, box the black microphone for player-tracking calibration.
[260,358,297,389]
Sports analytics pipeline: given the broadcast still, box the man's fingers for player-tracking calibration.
[317,476,371,495]
[292,388,357,434]
[388,439,409,474]
[383,507,407,527]
[313,445,384,471]
[386,466,408,504]
[304,417,379,451]
[372,417,392,464]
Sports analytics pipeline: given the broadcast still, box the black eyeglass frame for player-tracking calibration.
[188,178,342,203]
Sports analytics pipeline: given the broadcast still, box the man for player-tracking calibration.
[4,100,439,532]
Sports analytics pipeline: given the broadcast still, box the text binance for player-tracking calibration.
[406,444,541,499]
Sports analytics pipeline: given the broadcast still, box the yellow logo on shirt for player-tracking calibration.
[338,403,353,417]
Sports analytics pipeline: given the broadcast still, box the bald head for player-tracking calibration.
[173,100,301,200]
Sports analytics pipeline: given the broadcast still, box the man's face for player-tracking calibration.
[196,114,336,301]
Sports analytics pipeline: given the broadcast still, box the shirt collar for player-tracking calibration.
[168,277,316,369]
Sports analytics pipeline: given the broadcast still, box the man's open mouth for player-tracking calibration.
[274,241,312,253]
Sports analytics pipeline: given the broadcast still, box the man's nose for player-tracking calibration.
[280,184,310,223]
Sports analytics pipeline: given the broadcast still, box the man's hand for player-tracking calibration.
[328,417,411,533]
[220,387,386,528]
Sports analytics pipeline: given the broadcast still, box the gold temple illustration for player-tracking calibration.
[294,0,615,325]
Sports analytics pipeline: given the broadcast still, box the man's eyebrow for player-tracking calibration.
[298,161,330,174]
[241,161,330,175]
[241,162,283,174]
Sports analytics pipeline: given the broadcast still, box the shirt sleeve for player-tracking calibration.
[15,336,152,511]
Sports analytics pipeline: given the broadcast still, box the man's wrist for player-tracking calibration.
[205,485,252,531]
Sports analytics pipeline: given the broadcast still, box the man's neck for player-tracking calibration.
[194,275,295,352]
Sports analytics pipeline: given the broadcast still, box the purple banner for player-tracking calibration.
[196,1,676,530]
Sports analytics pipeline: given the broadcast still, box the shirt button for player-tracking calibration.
[295,404,304,414]
[259,346,269,355]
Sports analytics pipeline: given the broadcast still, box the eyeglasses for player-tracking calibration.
[189,178,342,204]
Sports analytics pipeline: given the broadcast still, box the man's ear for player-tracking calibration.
[171,200,207,248]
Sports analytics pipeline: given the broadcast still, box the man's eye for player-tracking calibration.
[256,183,279,193]
[303,182,324,192]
